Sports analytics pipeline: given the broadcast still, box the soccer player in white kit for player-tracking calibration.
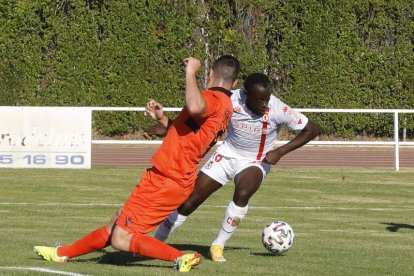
[153,73,321,262]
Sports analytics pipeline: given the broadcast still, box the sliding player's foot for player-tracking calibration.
[175,253,202,272]
[33,246,68,262]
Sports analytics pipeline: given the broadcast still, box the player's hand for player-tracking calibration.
[183,57,201,75]
[262,150,283,165]
[144,99,164,121]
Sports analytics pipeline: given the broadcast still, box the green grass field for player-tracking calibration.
[0,168,413,275]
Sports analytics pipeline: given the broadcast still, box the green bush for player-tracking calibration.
[1,0,413,137]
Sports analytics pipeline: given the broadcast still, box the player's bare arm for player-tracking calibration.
[263,120,320,165]
[184,57,206,116]
[144,99,170,128]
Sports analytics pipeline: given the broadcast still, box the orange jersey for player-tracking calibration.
[151,87,233,187]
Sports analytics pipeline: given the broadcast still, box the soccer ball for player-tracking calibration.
[262,220,295,255]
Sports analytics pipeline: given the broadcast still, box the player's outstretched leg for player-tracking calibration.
[33,226,111,262]
[33,209,120,262]
[33,225,111,262]
[112,225,202,272]
[210,201,248,262]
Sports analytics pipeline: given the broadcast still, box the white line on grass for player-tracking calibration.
[0,202,119,206]
[1,202,413,211]
[0,266,91,276]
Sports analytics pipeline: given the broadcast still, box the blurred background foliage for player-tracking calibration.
[0,0,413,137]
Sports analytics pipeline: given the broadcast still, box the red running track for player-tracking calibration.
[92,145,414,170]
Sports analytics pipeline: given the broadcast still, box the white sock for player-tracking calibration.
[154,210,188,241]
[212,201,248,247]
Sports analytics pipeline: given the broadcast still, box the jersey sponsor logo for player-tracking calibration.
[232,120,262,134]
[231,109,269,135]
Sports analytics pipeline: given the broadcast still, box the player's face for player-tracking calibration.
[245,86,271,116]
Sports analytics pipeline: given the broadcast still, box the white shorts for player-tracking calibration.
[200,151,272,186]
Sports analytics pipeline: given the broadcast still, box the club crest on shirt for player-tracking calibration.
[233,106,242,113]
[205,161,213,169]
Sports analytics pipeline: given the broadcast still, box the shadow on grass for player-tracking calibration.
[71,251,154,267]
[70,243,248,267]
[381,222,414,232]
[169,243,249,258]
[250,252,286,257]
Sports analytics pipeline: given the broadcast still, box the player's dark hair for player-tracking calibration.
[244,73,272,94]
[212,55,241,83]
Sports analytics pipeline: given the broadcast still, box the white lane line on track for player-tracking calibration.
[0,202,413,211]
[0,266,91,276]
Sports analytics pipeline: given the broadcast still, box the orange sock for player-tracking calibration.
[129,232,183,262]
[57,226,111,259]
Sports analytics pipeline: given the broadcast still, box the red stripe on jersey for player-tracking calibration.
[256,108,270,160]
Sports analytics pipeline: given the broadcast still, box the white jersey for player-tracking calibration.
[216,88,309,160]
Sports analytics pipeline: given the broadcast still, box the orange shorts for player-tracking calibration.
[116,167,194,234]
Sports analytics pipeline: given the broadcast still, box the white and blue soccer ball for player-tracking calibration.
[262,220,295,255]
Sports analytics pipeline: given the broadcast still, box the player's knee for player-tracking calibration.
[105,208,123,234]
[177,202,192,216]
[110,233,122,250]
[233,191,252,206]
[178,199,198,216]
[110,228,129,251]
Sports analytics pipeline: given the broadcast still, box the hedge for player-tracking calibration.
[1,0,413,137]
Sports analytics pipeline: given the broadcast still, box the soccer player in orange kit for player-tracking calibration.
[34,55,240,272]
